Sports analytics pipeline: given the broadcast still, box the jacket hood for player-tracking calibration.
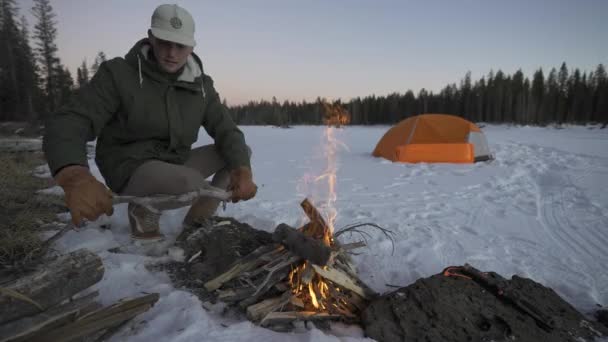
[125,38,205,91]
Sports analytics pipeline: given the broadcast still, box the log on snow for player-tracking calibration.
[0,139,42,152]
[0,249,104,325]
[0,291,101,342]
[22,293,159,342]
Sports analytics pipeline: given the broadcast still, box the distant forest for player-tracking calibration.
[1,0,606,126]
[230,64,608,126]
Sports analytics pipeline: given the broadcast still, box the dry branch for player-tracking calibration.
[113,184,232,212]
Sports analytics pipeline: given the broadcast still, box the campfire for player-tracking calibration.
[200,102,382,330]
[202,199,376,329]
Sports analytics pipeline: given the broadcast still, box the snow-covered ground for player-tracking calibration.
[42,124,608,341]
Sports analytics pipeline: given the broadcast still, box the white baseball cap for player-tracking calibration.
[150,4,196,47]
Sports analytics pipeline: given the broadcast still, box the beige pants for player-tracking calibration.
[121,144,238,221]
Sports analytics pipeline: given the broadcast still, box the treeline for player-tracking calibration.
[229,64,608,126]
[0,0,105,122]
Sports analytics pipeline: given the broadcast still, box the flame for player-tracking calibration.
[318,101,350,242]
[287,101,351,312]
[308,282,319,309]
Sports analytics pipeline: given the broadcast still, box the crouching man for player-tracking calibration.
[43,4,257,240]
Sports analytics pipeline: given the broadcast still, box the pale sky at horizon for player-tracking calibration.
[17,0,608,105]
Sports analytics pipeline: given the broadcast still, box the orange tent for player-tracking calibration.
[372,114,492,163]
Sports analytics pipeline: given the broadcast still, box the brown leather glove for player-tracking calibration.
[55,165,114,226]
[228,167,257,203]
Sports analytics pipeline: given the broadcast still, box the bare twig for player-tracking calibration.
[334,222,396,255]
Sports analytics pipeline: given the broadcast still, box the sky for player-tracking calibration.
[18,0,608,105]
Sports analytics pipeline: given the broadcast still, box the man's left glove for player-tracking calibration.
[228,167,257,203]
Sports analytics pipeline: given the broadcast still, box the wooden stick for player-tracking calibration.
[254,255,301,296]
[239,262,296,309]
[113,184,232,212]
[300,262,315,285]
[311,265,374,299]
[300,198,330,239]
[335,241,366,251]
[204,245,280,291]
[246,292,292,323]
[217,288,255,303]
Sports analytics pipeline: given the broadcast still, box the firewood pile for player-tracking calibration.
[0,249,159,342]
[202,199,380,330]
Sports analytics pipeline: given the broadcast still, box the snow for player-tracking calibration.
[45,124,608,341]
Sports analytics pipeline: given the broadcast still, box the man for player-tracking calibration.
[43,4,257,241]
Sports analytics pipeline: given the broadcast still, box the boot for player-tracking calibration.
[182,196,221,227]
[128,202,164,241]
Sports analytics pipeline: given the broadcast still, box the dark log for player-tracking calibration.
[0,138,42,152]
[0,249,104,325]
[272,224,331,266]
[0,291,100,342]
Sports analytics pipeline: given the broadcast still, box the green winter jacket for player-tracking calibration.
[43,39,250,192]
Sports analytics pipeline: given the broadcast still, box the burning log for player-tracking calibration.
[311,265,373,299]
[300,198,330,241]
[272,224,331,266]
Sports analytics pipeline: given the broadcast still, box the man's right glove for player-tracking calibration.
[228,167,258,203]
[55,165,114,226]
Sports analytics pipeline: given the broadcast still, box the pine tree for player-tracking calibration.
[0,0,40,121]
[511,70,525,123]
[592,64,607,125]
[545,68,559,123]
[32,0,60,114]
[77,59,89,88]
[90,50,107,75]
[531,69,545,124]
[0,0,20,120]
[55,65,73,106]
[17,14,40,121]
[557,62,569,123]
